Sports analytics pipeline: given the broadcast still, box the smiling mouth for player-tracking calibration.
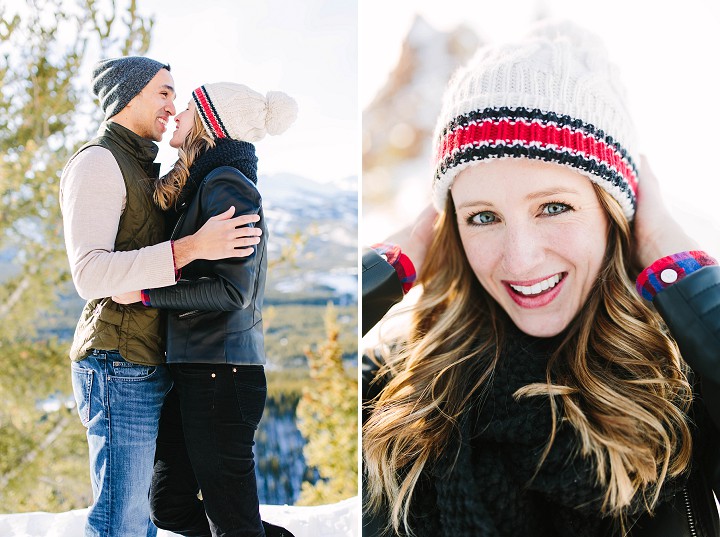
[158,117,168,127]
[508,273,564,296]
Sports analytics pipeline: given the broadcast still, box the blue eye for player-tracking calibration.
[542,202,572,216]
[469,211,497,225]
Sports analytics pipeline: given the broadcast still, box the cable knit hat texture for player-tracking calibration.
[432,20,639,220]
[92,56,170,120]
[192,83,298,143]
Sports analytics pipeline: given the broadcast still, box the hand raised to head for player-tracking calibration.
[382,204,438,280]
[633,156,699,267]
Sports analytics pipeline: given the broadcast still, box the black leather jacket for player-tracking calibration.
[362,254,720,537]
[148,166,267,365]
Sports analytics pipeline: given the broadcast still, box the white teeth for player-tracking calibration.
[509,273,561,296]
[158,118,167,125]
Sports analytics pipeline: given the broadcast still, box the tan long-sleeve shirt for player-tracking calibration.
[60,146,177,300]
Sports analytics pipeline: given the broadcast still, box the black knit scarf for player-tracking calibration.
[177,139,258,207]
[410,328,688,537]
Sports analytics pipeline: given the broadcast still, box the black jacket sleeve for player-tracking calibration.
[654,266,720,386]
[654,265,720,492]
[362,249,404,336]
[148,168,265,311]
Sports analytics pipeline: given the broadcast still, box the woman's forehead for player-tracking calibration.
[452,158,594,200]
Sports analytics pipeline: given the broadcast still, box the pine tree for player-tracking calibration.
[0,0,153,339]
[0,0,153,512]
[296,303,358,505]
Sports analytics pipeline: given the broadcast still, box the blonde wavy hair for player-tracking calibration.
[363,183,693,535]
[154,107,216,210]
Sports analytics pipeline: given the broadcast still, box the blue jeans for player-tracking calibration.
[150,364,267,537]
[71,350,172,537]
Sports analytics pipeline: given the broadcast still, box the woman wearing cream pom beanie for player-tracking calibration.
[363,19,720,537]
[113,82,298,537]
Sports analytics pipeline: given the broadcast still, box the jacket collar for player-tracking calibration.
[188,139,258,186]
[102,121,160,175]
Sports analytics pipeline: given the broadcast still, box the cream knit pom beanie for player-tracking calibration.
[432,20,639,220]
[192,82,298,143]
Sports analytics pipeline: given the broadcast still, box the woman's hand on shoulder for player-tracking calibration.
[384,204,438,279]
[633,156,699,268]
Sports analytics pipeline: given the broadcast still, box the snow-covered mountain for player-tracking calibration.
[260,173,358,303]
[363,16,479,172]
[362,16,480,243]
[262,173,357,234]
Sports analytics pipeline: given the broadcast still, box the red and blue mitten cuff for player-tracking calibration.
[371,242,417,294]
[636,250,718,301]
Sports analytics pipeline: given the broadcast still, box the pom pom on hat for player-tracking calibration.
[265,91,299,135]
[192,83,298,143]
[431,19,640,220]
[92,56,170,120]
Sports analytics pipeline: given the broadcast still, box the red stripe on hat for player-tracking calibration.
[437,119,638,195]
[194,87,226,139]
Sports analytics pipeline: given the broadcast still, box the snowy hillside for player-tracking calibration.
[262,173,357,242]
[0,497,359,537]
[260,172,358,302]
[362,16,480,244]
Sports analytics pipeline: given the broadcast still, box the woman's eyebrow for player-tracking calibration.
[525,187,580,200]
[455,187,581,210]
[455,199,494,210]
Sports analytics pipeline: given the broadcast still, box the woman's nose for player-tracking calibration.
[500,222,546,277]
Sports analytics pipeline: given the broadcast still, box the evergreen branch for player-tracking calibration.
[0,413,72,491]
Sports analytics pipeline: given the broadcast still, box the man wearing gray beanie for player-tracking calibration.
[59,56,263,537]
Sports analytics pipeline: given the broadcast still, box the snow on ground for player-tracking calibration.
[0,496,359,537]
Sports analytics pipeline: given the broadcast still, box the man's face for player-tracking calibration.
[122,68,176,141]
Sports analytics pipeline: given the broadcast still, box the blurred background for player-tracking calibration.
[361,0,720,259]
[0,0,358,517]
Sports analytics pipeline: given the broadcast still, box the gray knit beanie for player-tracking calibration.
[92,56,170,119]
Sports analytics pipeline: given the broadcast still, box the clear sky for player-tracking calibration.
[360,0,720,252]
[5,0,358,183]
[90,0,360,182]
[142,0,358,182]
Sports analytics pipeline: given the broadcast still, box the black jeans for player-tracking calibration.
[150,363,267,537]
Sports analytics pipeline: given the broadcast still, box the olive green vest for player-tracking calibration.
[68,122,167,365]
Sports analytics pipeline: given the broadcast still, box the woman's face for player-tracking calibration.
[169,100,196,148]
[451,158,609,338]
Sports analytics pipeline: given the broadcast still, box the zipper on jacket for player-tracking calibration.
[178,310,201,319]
[682,486,699,537]
[170,208,189,240]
